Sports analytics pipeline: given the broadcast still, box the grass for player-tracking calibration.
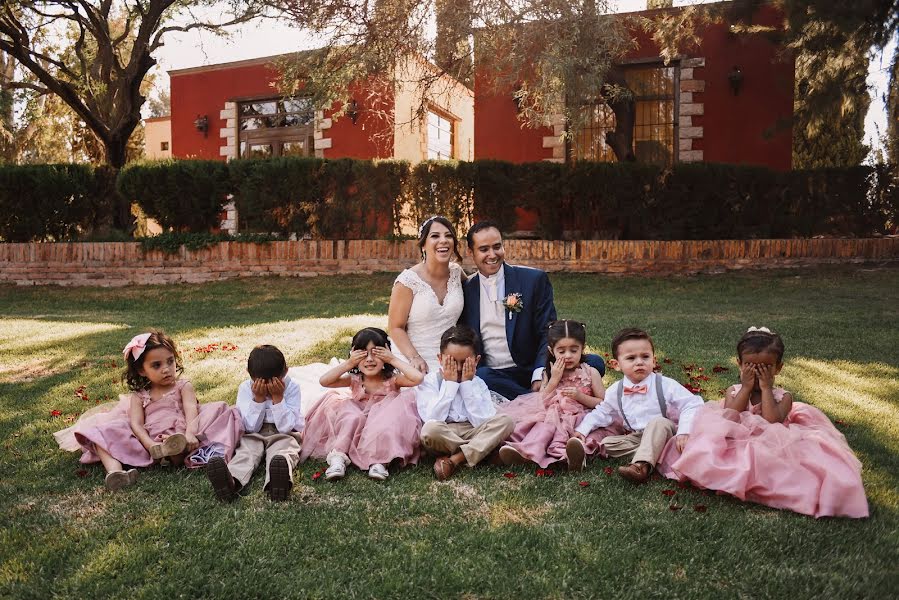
[1,266,897,599]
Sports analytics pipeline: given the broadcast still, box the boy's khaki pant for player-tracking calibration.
[228,423,302,488]
[601,417,676,466]
[420,415,515,467]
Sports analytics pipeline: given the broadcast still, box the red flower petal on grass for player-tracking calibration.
[712,365,729,373]
[661,489,677,497]
[653,365,663,372]
[535,468,555,477]
[75,469,88,478]
[693,504,708,513]
[603,466,613,476]
[50,409,62,417]
[503,472,517,479]
[669,504,682,511]
[834,419,847,426]
[663,358,673,364]
[579,481,590,487]
[311,470,323,481]
[64,415,76,424]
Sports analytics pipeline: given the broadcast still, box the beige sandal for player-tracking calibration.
[105,469,137,491]
[149,433,188,460]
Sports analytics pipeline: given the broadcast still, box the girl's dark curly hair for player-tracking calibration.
[123,330,183,392]
[545,320,588,369]
[349,327,395,377]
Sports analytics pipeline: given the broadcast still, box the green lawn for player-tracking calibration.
[1,267,897,599]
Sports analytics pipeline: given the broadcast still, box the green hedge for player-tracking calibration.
[117,160,230,232]
[0,163,109,242]
[1,158,895,242]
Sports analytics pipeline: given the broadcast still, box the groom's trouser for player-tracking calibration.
[478,354,606,400]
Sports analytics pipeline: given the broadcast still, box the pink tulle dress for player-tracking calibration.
[657,385,868,518]
[58,379,243,469]
[497,364,625,468]
[299,374,422,469]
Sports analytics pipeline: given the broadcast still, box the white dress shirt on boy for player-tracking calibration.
[576,374,702,437]
[416,371,496,428]
[236,376,303,434]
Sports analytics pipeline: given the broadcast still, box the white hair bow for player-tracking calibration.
[747,326,773,334]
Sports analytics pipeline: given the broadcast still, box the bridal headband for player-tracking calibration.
[418,215,447,238]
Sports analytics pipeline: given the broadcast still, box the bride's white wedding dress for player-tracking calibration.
[392,262,465,373]
[288,262,465,414]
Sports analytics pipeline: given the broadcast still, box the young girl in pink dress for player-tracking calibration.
[57,330,242,491]
[658,327,868,518]
[300,327,424,481]
[496,320,621,471]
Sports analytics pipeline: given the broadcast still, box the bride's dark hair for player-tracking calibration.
[417,215,462,262]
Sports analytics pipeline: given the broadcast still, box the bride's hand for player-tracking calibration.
[410,355,429,374]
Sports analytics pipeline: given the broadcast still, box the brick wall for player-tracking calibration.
[1,239,897,287]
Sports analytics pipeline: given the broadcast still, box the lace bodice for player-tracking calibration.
[393,262,465,373]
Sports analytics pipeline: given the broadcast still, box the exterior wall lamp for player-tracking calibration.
[728,66,744,96]
[347,98,359,124]
[194,115,209,136]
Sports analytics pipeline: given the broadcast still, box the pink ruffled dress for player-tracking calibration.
[497,364,625,468]
[657,385,868,518]
[63,379,243,469]
[299,374,422,469]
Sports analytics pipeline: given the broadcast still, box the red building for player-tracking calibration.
[475,4,794,170]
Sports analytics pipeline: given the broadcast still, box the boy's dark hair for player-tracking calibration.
[124,329,183,392]
[247,345,287,380]
[350,327,395,376]
[466,220,502,249]
[611,328,654,359]
[737,328,785,363]
[440,325,480,353]
[418,216,462,261]
[545,320,588,368]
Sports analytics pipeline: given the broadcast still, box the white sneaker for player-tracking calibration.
[325,450,348,481]
[368,463,389,480]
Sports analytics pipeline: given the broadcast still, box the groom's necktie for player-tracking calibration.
[484,277,498,302]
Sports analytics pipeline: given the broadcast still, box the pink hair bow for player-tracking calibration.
[123,332,152,361]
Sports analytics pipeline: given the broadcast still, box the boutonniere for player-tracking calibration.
[502,292,523,320]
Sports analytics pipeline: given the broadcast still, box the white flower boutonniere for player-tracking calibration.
[502,293,523,320]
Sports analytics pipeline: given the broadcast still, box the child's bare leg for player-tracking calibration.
[97,445,123,474]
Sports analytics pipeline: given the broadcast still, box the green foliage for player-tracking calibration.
[405,160,475,233]
[117,160,231,232]
[229,156,410,238]
[0,163,108,241]
[137,231,279,254]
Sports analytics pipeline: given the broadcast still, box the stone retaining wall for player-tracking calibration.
[1,238,896,287]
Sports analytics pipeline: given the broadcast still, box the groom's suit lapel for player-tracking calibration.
[504,264,520,346]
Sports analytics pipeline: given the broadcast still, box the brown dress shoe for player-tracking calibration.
[206,457,237,502]
[618,461,652,484]
[433,456,457,481]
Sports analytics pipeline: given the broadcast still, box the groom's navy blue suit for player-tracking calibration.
[461,264,605,399]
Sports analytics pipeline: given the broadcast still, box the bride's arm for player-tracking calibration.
[388,282,430,374]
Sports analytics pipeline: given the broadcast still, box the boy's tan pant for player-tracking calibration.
[601,417,676,466]
[420,415,515,467]
[228,423,302,488]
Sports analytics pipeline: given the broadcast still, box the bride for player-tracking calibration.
[388,216,465,374]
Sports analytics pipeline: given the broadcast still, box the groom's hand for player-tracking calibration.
[531,381,541,392]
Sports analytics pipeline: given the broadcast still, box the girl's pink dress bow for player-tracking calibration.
[123,332,152,361]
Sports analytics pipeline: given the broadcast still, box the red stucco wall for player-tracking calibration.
[170,61,394,160]
[475,5,794,170]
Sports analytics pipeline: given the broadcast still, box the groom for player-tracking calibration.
[460,221,605,400]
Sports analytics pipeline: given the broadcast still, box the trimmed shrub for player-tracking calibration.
[229,157,323,236]
[117,160,231,232]
[0,163,104,242]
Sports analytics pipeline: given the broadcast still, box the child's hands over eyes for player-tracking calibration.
[549,358,567,381]
[460,356,476,382]
[739,363,757,388]
[348,349,368,367]
[441,354,459,382]
[268,376,286,403]
[370,346,395,365]
[755,363,776,389]
[251,378,268,403]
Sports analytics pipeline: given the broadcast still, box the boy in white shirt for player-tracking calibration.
[574,328,703,484]
[417,326,514,480]
[206,345,303,501]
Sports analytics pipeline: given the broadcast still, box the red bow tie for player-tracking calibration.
[623,384,648,395]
